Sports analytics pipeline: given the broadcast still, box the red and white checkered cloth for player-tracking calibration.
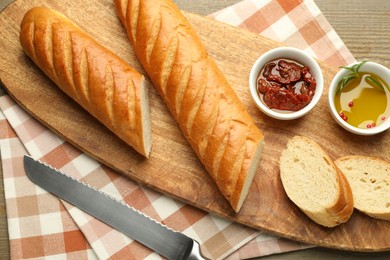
[0,0,356,259]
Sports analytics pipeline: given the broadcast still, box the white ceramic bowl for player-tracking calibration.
[249,47,324,120]
[328,61,390,135]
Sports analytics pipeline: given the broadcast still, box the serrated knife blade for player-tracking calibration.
[23,155,206,260]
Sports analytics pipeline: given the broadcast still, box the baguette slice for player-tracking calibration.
[20,7,152,157]
[336,156,390,221]
[280,136,354,227]
[114,0,264,212]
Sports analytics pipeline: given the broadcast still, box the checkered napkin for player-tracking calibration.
[0,0,356,259]
[1,97,263,259]
[210,0,355,67]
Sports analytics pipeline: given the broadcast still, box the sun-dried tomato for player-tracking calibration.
[257,59,316,112]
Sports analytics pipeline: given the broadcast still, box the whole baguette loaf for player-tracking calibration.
[336,156,390,221]
[280,136,354,227]
[20,7,152,157]
[114,0,264,212]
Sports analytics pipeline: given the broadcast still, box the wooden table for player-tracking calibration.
[0,0,389,259]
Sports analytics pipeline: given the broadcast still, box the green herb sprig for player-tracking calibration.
[336,61,366,93]
[336,61,387,93]
[365,76,387,91]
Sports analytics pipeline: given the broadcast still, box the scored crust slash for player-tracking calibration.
[19,0,265,213]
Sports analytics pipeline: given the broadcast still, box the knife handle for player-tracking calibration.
[187,240,208,260]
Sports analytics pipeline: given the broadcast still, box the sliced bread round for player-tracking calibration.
[335,156,390,221]
[279,136,354,227]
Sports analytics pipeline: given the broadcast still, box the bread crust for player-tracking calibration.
[20,7,151,157]
[326,168,354,224]
[115,0,264,212]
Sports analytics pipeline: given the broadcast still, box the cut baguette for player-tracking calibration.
[279,136,354,227]
[335,156,390,221]
[20,7,152,157]
[114,0,264,212]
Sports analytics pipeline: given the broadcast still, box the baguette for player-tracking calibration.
[114,0,264,212]
[279,136,354,227]
[20,7,152,157]
[336,156,390,221]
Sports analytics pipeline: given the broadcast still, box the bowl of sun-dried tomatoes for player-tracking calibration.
[249,47,323,120]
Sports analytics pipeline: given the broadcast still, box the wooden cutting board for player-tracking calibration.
[1,0,390,252]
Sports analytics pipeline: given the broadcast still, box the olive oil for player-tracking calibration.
[334,72,390,129]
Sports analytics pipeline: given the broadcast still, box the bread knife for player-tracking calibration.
[23,155,207,260]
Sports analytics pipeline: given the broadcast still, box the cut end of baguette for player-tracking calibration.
[140,78,152,157]
[280,136,354,227]
[336,156,390,221]
[234,139,264,212]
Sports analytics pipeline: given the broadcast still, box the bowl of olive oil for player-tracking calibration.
[328,61,390,135]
